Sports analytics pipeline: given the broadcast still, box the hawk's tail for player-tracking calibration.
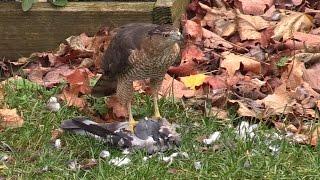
[91,75,117,97]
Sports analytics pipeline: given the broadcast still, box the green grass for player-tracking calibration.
[1,79,320,179]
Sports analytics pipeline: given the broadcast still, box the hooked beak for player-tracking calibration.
[171,31,184,42]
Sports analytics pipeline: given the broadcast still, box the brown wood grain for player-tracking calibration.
[0,0,189,60]
[0,2,154,60]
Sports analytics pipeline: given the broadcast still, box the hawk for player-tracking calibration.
[92,23,183,132]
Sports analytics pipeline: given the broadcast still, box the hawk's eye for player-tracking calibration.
[163,34,170,37]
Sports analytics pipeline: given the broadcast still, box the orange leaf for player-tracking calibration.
[0,108,24,129]
[184,20,203,41]
[106,96,128,118]
[59,88,86,108]
[65,68,94,94]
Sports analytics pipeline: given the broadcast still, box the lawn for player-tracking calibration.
[1,79,320,179]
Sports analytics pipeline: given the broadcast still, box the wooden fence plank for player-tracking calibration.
[0,0,189,60]
[0,2,154,59]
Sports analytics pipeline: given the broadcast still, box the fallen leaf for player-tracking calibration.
[303,62,320,93]
[0,108,24,129]
[24,66,51,86]
[310,126,320,146]
[281,59,304,90]
[202,28,234,49]
[180,74,207,90]
[65,68,94,94]
[168,61,198,77]
[272,12,313,41]
[59,88,86,108]
[205,76,227,90]
[80,159,98,170]
[221,52,261,76]
[0,84,4,106]
[237,13,270,40]
[66,33,93,52]
[184,20,203,41]
[235,0,274,15]
[107,96,128,118]
[257,84,294,115]
[160,74,195,99]
[181,44,204,62]
[229,99,264,118]
[43,65,73,88]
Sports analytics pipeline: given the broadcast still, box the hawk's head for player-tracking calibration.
[146,25,183,50]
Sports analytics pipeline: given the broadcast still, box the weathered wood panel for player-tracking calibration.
[0,2,154,60]
[0,0,190,60]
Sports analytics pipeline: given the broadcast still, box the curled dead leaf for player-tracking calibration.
[272,12,313,41]
[221,52,261,76]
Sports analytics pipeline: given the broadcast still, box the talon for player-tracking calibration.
[127,118,138,133]
[152,112,162,120]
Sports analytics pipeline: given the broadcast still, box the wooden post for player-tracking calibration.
[153,0,190,27]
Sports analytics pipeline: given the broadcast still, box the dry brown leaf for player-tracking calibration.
[0,84,4,105]
[199,3,236,37]
[65,68,94,95]
[133,80,148,93]
[303,62,320,93]
[24,66,51,86]
[272,12,313,41]
[235,0,274,15]
[221,52,261,76]
[181,44,204,62]
[0,108,24,129]
[168,61,198,77]
[51,128,64,141]
[237,13,270,40]
[202,28,234,49]
[106,96,128,118]
[285,32,320,50]
[257,84,294,115]
[60,88,86,108]
[228,99,263,117]
[210,107,228,119]
[184,20,203,41]
[43,65,73,88]
[205,76,227,90]
[281,59,305,90]
[66,33,93,52]
[159,74,195,99]
[199,3,235,19]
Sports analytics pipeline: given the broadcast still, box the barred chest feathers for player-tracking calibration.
[127,42,180,80]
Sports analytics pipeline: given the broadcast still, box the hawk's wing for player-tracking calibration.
[92,23,158,97]
[102,23,158,78]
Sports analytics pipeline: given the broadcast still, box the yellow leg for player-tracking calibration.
[127,101,137,133]
[153,92,162,119]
